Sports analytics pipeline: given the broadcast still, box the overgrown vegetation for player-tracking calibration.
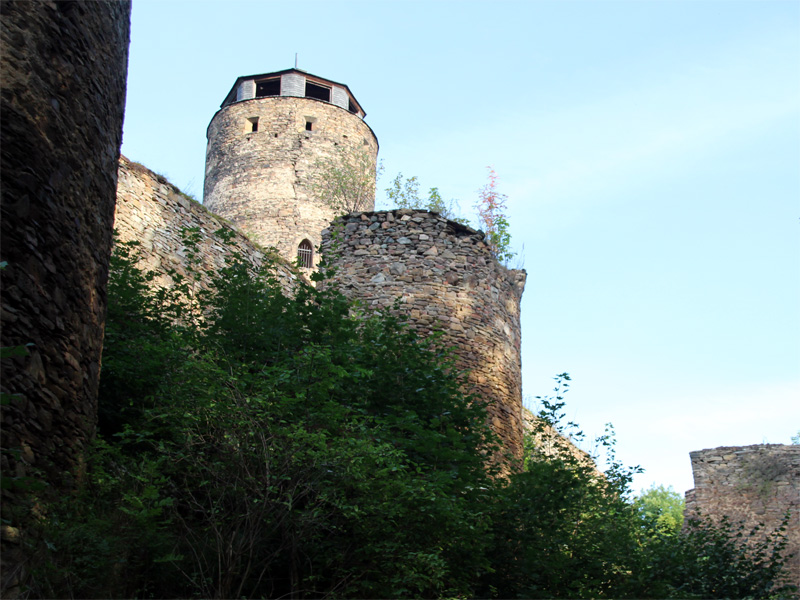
[475,166,514,265]
[384,167,516,264]
[385,173,468,225]
[310,147,382,214]
[21,234,797,598]
[634,483,686,534]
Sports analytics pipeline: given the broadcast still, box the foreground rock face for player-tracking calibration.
[321,210,527,461]
[685,444,800,586]
[0,1,131,594]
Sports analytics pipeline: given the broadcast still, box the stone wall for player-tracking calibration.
[115,156,301,294]
[0,1,131,594]
[204,96,379,264]
[320,210,527,461]
[522,409,598,472]
[685,444,800,586]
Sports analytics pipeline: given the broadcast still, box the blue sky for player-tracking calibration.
[121,0,800,494]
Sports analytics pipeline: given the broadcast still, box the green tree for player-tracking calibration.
[385,172,468,223]
[634,484,685,534]
[478,374,796,600]
[480,374,644,598]
[30,232,496,598]
[475,166,515,264]
[26,238,796,599]
[309,146,382,214]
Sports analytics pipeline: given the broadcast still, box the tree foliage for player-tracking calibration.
[634,484,686,534]
[310,146,382,214]
[475,166,515,264]
[23,238,797,599]
[28,233,495,598]
[385,172,468,224]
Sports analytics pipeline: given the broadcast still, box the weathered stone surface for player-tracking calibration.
[321,210,527,462]
[521,409,598,471]
[115,157,301,295]
[685,444,800,586]
[0,1,131,594]
[204,95,379,265]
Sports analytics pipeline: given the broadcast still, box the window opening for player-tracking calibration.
[305,81,330,102]
[246,116,259,133]
[305,121,313,131]
[348,98,358,114]
[255,78,280,97]
[297,239,313,268]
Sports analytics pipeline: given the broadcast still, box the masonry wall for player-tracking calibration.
[522,409,598,471]
[115,156,300,294]
[685,444,800,586]
[204,96,379,264]
[0,2,131,594]
[320,210,527,460]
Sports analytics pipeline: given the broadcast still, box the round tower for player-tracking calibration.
[320,210,527,462]
[204,69,379,267]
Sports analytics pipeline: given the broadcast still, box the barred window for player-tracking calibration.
[297,239,313,268]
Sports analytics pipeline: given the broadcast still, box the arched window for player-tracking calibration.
[297,239,313,268]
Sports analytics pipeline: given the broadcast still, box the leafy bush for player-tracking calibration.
[634,484,685,534]
[475,167,515,264]
[29,232,495,598]
[24,235,796,599]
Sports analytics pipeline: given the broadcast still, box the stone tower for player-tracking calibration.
[203,69,379,267]
[1,1,131,593]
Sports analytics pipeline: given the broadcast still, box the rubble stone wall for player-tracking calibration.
[115,156,301,294]
[320,210,527,460]
[685,444,800,586]
[0,1,131,594]
[204,96,379,263]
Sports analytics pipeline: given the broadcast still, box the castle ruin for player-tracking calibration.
[200,69,527,460]
[2,5,798,592]
[685,444,800,586]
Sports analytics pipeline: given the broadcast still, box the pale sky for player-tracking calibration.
[120,0,800,495]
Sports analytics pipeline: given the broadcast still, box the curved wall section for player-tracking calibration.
[204,96,378,263]
[0,1,130,593]
[320,210,527,461]
[685,444,800,587]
